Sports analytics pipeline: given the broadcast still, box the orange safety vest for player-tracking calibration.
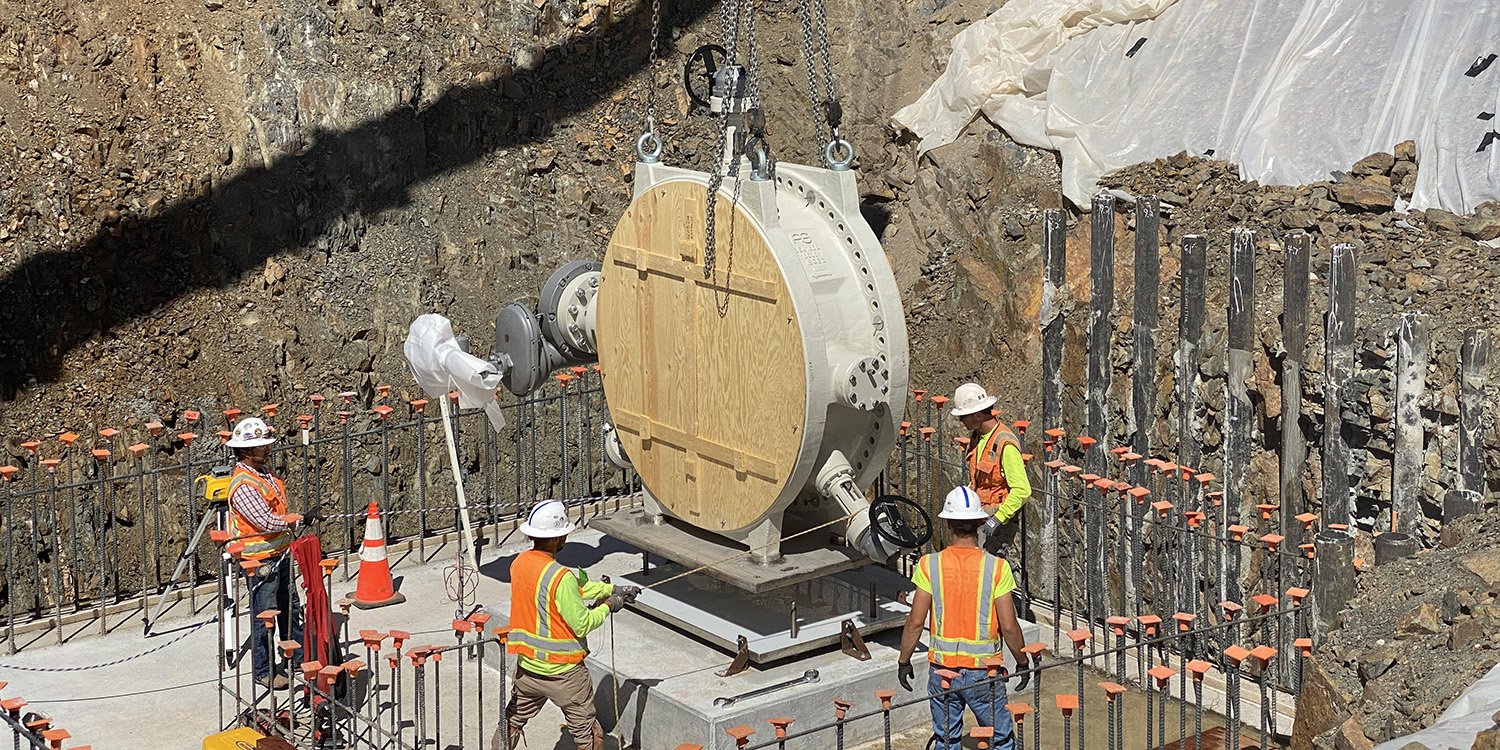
[507,550,589,665]
[920,546,1005,668]
[227,465,292,560]
[966,423,1020,509]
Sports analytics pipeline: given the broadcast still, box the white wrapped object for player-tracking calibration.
[403,313,506,430]
[897,0,1500,214]
[404,312,492,571]
[891,0,1180,154]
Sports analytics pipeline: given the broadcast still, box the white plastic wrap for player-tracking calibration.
[403,313,507,430]
[897,0,1500,214]
[1374,658,1500,750]
[891,0,1179,154]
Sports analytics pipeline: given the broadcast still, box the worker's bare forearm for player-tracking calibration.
[1003,624,1026,666]
[899,615,923,663]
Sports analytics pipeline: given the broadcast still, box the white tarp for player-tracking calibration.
[895,0,1500,214]
[892,0,1180,154]
[1373,658,1500,750]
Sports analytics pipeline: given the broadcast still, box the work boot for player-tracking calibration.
[256,674,290,690]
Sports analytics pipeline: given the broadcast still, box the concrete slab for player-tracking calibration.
[6,529,639,750]
[474,561,1042,750]
[12,520,1051,750]
[583,610,933,750]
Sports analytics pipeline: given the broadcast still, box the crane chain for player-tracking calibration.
[797,0,828,149]
[798,0,851,168]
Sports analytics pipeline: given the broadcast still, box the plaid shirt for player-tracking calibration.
[229,461,289,532]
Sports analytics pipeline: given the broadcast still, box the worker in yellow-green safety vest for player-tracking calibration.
[898,486,1032,750]
[501,500,641,750]
[950,383,1032,559]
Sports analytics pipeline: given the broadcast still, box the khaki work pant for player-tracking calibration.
[503,664,604,750]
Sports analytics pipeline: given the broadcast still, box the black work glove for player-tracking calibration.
[1012,657,1032,692]
[980,516,1005,556]
[615,585,643,603]
[897,661,915,692]
[605,593,628,613]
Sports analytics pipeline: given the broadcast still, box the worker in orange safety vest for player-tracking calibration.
[898,486,1032,750]
[950,382,1032,559]
[501,500,641,750]
[226,416,304,690]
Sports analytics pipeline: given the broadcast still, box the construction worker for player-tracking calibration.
[898,486,1032,750]
[226,416,304,690]
[950,383,1032,558]
[502,500,641,750]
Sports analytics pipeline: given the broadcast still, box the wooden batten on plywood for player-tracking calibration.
[599,180,806,531]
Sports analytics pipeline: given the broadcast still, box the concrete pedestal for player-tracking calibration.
[481,603,1043,750]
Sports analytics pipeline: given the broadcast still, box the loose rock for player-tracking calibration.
[1397,603,1441,637]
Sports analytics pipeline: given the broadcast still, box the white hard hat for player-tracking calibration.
[939,486,990,521]
[519,500,576,539]
[949,383,997,417]
[226,417,276,448]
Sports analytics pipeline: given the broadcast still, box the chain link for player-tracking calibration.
[798,0,846,165]
[704,0,743,286]
[743,0,762,108]
[703,0,767,317]
[796,0,828,149]
[647,0,661,122]
[812,0,837,106]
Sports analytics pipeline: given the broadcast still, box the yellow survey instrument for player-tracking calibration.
[196,464,234,502]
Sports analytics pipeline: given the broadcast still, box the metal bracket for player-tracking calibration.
[717,635,751,677]
[840,619,871,661]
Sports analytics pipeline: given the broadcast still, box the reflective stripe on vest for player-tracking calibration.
[968,424,1019,507]
[507,555,588,664]
[927,548,1002,667]
[227,468,291,559]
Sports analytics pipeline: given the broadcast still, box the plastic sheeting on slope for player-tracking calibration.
[891,0,1180,154]
[895,0,1500,214]
[1373,657,1500,750]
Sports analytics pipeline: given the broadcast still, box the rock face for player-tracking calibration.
[0,0,986,429]
[1294,508,1500,750]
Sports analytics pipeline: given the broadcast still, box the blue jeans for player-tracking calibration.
[248,555,304,680]
[928,666,1014,750]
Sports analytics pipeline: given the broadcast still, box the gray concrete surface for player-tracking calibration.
[8,526,1045,750]
[5,527,583,750]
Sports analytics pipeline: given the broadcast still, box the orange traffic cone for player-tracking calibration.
[346,502,406,609]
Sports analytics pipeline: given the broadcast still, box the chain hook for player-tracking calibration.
[747,136,772,181]
[825,138,854,171]
[636,116,663,163]
[636,132,663,164]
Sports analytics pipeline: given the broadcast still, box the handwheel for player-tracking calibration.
[683,44,727,109]
[869,495,933,550]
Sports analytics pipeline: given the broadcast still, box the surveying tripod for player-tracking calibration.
[144,465,236,637]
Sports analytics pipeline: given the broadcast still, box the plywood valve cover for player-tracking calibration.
[599,180,807,531]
